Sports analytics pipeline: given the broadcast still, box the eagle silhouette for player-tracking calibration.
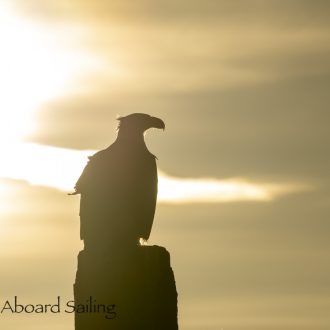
[72,113,165,249]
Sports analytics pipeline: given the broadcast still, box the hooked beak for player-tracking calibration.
[150,116,165,130]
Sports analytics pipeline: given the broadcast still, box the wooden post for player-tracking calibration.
[74,245,178,329]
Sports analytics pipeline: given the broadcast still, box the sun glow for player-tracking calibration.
[0,4,308,205]
[158,172,273,203]
[0,3,100,143]
[0,142,303,203]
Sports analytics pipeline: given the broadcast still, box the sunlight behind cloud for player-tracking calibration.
[0,143,304,203]
[0,3,100,143]
[158,172,272,203]
[0,143,92,192]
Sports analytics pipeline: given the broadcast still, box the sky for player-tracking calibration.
[0,1,330,329]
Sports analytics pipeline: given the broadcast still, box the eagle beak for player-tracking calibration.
[151,116,165,130]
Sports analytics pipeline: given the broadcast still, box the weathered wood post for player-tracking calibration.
[74,244,178,329]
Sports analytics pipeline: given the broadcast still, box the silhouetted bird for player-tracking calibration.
[72,113,165,249]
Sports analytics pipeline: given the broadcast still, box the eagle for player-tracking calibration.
[72,113,165,250]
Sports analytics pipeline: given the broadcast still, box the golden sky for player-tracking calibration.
[0,1,330,329]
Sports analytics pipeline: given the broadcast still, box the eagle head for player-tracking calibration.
[117,113,165,133]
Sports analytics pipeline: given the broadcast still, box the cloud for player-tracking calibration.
[10,0,330,27]
[0,142,307,203]
[158,171,297,203]
[6,0,330,98]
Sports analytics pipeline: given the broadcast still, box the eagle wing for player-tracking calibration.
[74,143,158,244]
[136,155,158,240]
